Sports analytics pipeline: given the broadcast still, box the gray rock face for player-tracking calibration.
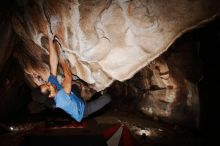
[0,0,219,125]
[109,33,202,126]
[11,0,220,91]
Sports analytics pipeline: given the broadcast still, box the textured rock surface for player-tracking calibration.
[109,32,202,126]
[12,0,220,91]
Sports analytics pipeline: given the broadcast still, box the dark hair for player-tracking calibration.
[31,87,55,109]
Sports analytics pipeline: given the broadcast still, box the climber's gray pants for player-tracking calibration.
[83,94,111,118]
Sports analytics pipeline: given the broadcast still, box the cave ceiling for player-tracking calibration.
[1,0,220,91]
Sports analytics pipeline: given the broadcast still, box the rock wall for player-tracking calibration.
[1,0,220,125]
[109,32,202,126]
[11,0,220,91]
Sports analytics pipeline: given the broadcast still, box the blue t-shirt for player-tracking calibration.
[48,76,85,122]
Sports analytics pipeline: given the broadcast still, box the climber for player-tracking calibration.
[32,36,111,122]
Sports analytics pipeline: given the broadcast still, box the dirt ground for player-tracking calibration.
[0,95,203,146]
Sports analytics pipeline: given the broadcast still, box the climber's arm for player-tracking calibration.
[49,38,58,76]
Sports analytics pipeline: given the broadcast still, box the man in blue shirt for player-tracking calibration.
[34,36,111,122]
